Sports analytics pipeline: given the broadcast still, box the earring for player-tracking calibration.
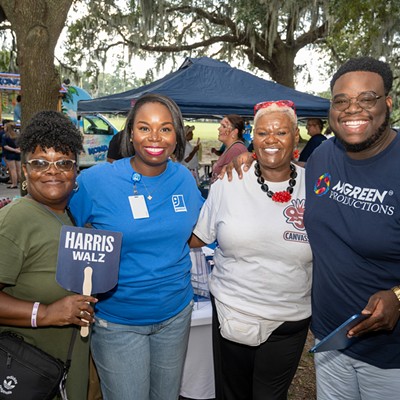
[22,180,28,191]
[293,148,300,160]
[73,181,79,192]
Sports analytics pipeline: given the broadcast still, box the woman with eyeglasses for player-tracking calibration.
[0,111,97,399]
[210,114,248,183]
[190,101,312,400]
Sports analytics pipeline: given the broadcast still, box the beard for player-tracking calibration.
[334,108,391,153]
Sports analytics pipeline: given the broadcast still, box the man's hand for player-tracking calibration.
[348,290,400,337]
[219,152,255,181]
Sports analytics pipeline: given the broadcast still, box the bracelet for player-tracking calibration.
[391,286,400,303]
[31,302,40,328]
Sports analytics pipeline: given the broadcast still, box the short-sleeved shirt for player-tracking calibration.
[69,158,204,325]
[305,135,400,368]
[211,141,248,182]
[2,135,20,161]
[194,164,312,323]
[298,134,326,163]
[0,198,90,399]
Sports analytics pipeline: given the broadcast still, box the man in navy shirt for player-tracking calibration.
[305,57,400,400]
[224,56,400,399]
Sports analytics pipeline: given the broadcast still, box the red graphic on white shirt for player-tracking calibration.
[283,199,305,231]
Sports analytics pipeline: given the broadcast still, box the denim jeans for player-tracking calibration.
[91,301,193,400]
[314,342,400,400]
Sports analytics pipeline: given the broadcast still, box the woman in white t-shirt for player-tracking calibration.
[190,101,312,400]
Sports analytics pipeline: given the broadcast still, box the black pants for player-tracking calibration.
[211,297,310,400]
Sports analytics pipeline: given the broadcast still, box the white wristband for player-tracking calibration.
[31,302,40,328]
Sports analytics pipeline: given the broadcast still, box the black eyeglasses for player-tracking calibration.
[331,91,383,112]
[26,159,76,172]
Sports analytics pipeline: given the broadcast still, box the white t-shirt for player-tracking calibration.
[194,164,312,324]
[182,141,199,170]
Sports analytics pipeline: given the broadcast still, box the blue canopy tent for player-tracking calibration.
[78,57,330,118]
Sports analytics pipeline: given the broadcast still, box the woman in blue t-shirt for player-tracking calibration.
[69,93,204,400]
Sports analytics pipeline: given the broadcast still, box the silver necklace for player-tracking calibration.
[132,172,157,201]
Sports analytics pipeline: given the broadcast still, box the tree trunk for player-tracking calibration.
[0,0,73,128]
[269,49,297,89]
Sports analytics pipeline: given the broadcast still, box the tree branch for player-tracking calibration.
[168,6,237,32]
[138,34,240,52]
[294,21,329,51]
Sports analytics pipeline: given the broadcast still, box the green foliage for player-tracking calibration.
[0,50,11,72]
[62,0,330,88]
[0,30,17,73]
[325,0,400,67]
[84,70,144,98]
[322,0,400,124]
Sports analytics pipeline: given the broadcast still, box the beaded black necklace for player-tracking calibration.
[254,162,297,203]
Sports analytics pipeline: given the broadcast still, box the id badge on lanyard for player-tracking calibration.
[129,195,149,219]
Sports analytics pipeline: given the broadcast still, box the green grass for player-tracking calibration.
[108,116,127,131]
[183,121,220,140]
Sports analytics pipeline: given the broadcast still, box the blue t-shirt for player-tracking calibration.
[69,158,204,325]
[304,135,400,368]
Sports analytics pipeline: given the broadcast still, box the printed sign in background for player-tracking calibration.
[56,226,122,294]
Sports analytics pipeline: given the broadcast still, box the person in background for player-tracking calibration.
[211,143,226,157]
[13,94,21,122]
[190,100,312,400]
[106,130,129,162]
[0,119,12,185]
[0,111,97,399]
[69,93,204,400]
[297,118,327,164]
[181,125,201,183]
[211,114,247,183]
[3,122,21,188]
[0,123,5,171]
[243,119,253,148]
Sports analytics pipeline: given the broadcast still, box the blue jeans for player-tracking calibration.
[91,301,193,400]
[314,342,400,400]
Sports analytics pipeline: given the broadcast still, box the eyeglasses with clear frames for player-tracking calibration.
[331,91,383,112]
[26,159,77,172]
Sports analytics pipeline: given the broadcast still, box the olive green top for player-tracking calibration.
[0,198,89,399]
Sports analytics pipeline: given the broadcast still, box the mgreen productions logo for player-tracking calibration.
[314,173,331,196]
